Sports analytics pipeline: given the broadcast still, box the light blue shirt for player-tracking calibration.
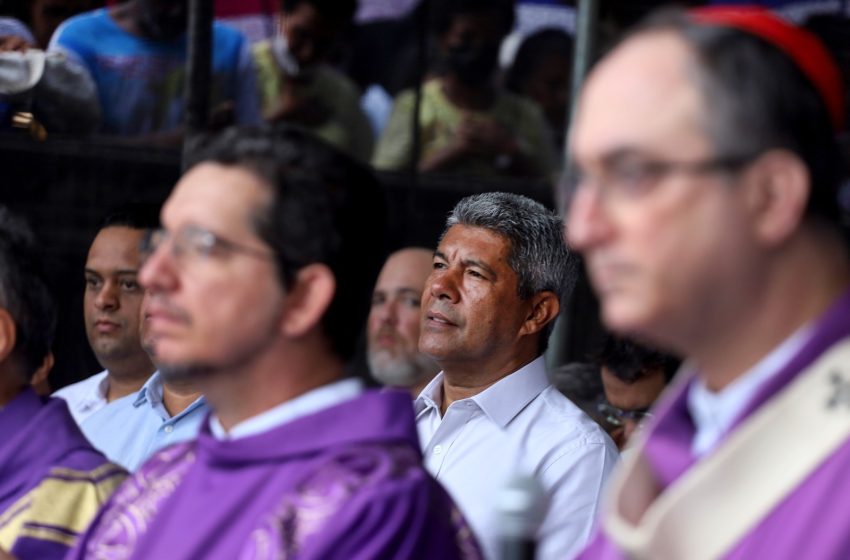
[80,370,207,471]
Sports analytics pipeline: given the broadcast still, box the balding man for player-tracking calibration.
[567,7,850,559]
[367,248,439,396]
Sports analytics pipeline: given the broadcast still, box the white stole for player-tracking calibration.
[603,339,850,560]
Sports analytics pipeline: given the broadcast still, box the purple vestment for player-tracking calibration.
[0,389,125,559]
[580,289,850,559]
[68,389,481,559]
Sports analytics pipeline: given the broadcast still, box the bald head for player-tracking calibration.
[367,248,439,392]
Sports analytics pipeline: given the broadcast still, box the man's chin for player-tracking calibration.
[158,362,215,383]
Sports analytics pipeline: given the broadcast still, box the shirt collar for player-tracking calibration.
[413,356,550,428]
[687,323,814,456]
[210,377,364,440]
[133,370,164,409]
[75,370,110,410]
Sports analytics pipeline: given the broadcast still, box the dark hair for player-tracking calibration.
[504,28,573,94]
[99,202,161,232]
[631,10,846,234]
[186,125,387,361]
[443,192,575,352]
[429,0,516,39]
[281,0,357,29]
[597,335,679,384]
[0,207,56,380]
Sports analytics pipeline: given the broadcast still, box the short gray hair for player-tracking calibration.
[443,192,575,349]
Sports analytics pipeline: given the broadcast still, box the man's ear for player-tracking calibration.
[30,351,54,394]
[280,264,336,339]
[519,291,560,338]
[744,149,810,247]
[0,309,16,364]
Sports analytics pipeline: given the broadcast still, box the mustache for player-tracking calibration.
[143,292,191,323]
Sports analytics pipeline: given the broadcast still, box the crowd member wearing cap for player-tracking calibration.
[567,6,850,559]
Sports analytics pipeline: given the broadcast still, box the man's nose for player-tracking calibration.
[428,269,460,303]
[565,184,615,252]
[139,238,178,293]
[95,281,119,310]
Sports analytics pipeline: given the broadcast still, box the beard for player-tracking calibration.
[367,348,439,388]
[158,362,211,384]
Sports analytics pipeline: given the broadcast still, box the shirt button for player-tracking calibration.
[163,425,174,433]
[433,445,443,455]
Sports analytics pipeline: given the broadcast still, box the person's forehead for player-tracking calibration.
[601,367,665,408]
[438,224,512,265]
[571,30,710,164]
[162,162,271,237]
[377,249,433,289]
[446,11,505,41]
[88,226,144,262]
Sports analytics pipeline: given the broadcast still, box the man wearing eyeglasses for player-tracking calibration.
[567,7,850,559]
[65,126,479,560]
[595,336,679,450]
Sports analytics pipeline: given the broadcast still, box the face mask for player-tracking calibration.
[271,34,301,77]
[442,43,500,85]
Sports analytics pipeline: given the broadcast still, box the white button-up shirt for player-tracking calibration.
[53,369,109,424]
[415,356,618,560]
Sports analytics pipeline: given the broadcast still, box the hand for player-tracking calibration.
[456,115,518,157]
[266,86,330,127]
[0,546,18,560]
[0,35,33,53]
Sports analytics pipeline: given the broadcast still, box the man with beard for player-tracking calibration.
[373,0,554,178]
[49,0,260,136]
[367,247,440,396]
[55,206,158,424]
[66,126,481,560]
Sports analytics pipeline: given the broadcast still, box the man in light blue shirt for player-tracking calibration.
[80,369,206,471]
[79,292,207,471]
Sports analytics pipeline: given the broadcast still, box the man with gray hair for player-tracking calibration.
[415,192,618,560]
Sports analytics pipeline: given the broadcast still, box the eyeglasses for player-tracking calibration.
[596,402,653,428]
[141,225,275,265]
[562,154,754,206]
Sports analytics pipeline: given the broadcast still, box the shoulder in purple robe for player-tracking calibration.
[0,388,126,559]
[69,389,482,560]
[580,289,850,559]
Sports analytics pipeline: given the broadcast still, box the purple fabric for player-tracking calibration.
[68,389,482,560]
[0,389,119,559]
[580,288,850,559]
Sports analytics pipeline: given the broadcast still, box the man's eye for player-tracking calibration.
[403,296,421,308]
[467,269,485,279]
[610,161,661,195]
[371,294,386,307]
[85,277,101,289]
[121,280,140,292]
[433,261,447,270]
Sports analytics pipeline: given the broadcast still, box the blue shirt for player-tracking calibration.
[80,371,207,471]
[49,8,260,134]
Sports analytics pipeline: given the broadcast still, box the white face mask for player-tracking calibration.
[0,49,47,95]
[270,34,300,77]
